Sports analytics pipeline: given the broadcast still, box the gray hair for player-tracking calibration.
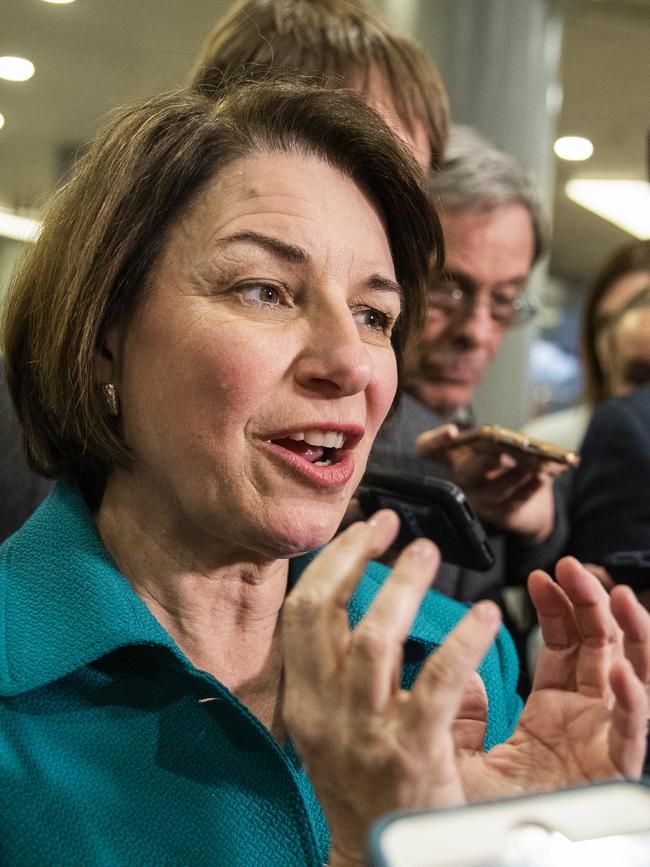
[432,125,546,264]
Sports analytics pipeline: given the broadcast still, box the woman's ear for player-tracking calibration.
[97,324,121,385]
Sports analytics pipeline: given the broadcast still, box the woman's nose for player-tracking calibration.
[295,309,373,398]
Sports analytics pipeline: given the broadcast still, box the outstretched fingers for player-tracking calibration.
[610,584,650,691]
[608,658,648,778]
[406,601,502,735]
[346,537,440,711]
[282,510,400,684]
[529,568,579,691]
[554,557,620,697]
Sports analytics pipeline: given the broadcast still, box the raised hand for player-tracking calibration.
[416,423,563,543]
[281,510,501,863]
[458,557,649,801]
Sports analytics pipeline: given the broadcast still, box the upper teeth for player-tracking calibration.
[288,430,345,449]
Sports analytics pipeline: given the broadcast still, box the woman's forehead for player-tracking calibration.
[162,151,394,273]
[599,269,650,315]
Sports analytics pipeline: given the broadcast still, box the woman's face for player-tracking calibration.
[103,151,400,561]
[595,269,650,393]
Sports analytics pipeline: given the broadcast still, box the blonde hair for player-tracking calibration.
[189,0,449,169]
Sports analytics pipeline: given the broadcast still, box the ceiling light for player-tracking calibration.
[42,0,76,4]
[0,113,4,131]
[554,136,593,161]
[0,209,42,242]
[565,179,650,239]
[0,57,35,82]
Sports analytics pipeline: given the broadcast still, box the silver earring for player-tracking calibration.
[102,383,120,417]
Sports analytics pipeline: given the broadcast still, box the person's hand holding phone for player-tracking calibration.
[415,424,571,544]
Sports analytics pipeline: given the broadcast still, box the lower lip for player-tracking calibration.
[262,442,356,489]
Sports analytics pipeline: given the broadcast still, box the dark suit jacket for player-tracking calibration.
[567,384,650,565]
[0,363,53,542]
[370,392,568,604]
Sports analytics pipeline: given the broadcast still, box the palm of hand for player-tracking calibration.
[460,686,624,801]
[457,558,650,802]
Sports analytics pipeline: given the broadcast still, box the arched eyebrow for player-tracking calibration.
[216,231,307,264]
[216,230,403,300]
[367,274,404,305]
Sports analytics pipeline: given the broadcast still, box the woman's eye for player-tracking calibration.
[353,307,391,333]
[237,282,283,305]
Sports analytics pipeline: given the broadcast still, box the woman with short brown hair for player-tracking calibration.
[1,80,648,866]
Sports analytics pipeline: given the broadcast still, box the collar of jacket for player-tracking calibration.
[0,481,472,698]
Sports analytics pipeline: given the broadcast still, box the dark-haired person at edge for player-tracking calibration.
[1,81,649,866]
[188,0,569,693]
[567,383,650,611]
[525,238,650,451]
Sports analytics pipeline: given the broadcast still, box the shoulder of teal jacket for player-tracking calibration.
[0,481,174,697]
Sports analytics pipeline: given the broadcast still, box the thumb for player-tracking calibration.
[416,423,460,460]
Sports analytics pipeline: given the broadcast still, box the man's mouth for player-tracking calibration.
[421,355,486,385]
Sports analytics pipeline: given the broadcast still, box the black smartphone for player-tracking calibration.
[357,467,495,571]
[601,549,650,591]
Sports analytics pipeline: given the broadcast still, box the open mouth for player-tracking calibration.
[262,426,363,489]
[269,430,346,467]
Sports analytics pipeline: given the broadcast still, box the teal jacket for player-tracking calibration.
[0,483,522,866]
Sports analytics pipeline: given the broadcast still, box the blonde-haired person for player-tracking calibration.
[189,0,448,172]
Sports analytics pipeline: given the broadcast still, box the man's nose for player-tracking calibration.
[452,293,496,346]
[295,308,373,398]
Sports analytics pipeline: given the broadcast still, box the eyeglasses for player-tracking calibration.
[427,276,537,328]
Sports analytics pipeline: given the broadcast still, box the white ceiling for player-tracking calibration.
[551,0,650,281]
[0,0,648,285]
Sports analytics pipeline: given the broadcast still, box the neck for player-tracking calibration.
[96,475,290,737]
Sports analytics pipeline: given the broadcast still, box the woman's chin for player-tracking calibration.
[256,513,342,560]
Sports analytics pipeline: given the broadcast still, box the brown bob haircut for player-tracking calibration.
[2,79,442,501]
[582,238,650,405]
[189,0,449,170]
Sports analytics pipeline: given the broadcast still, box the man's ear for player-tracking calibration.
[97,325,121,384]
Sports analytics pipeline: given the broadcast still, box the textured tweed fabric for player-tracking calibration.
[0,483,521,866]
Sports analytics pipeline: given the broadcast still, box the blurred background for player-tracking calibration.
[0,0,648,427]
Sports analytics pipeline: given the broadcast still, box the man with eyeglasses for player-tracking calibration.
[404,141,540,423]
[371,127,564,616]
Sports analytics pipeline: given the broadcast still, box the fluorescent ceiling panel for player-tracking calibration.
[0,210,42,242]
[565,179,650,239]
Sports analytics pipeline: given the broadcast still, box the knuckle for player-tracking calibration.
[282,587,324,623]
[424,651,467,691]
[350,621,392,664]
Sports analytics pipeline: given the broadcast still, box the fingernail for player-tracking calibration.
[473,601,500,622]
[367,509,394,529]
[407,539,436,559]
